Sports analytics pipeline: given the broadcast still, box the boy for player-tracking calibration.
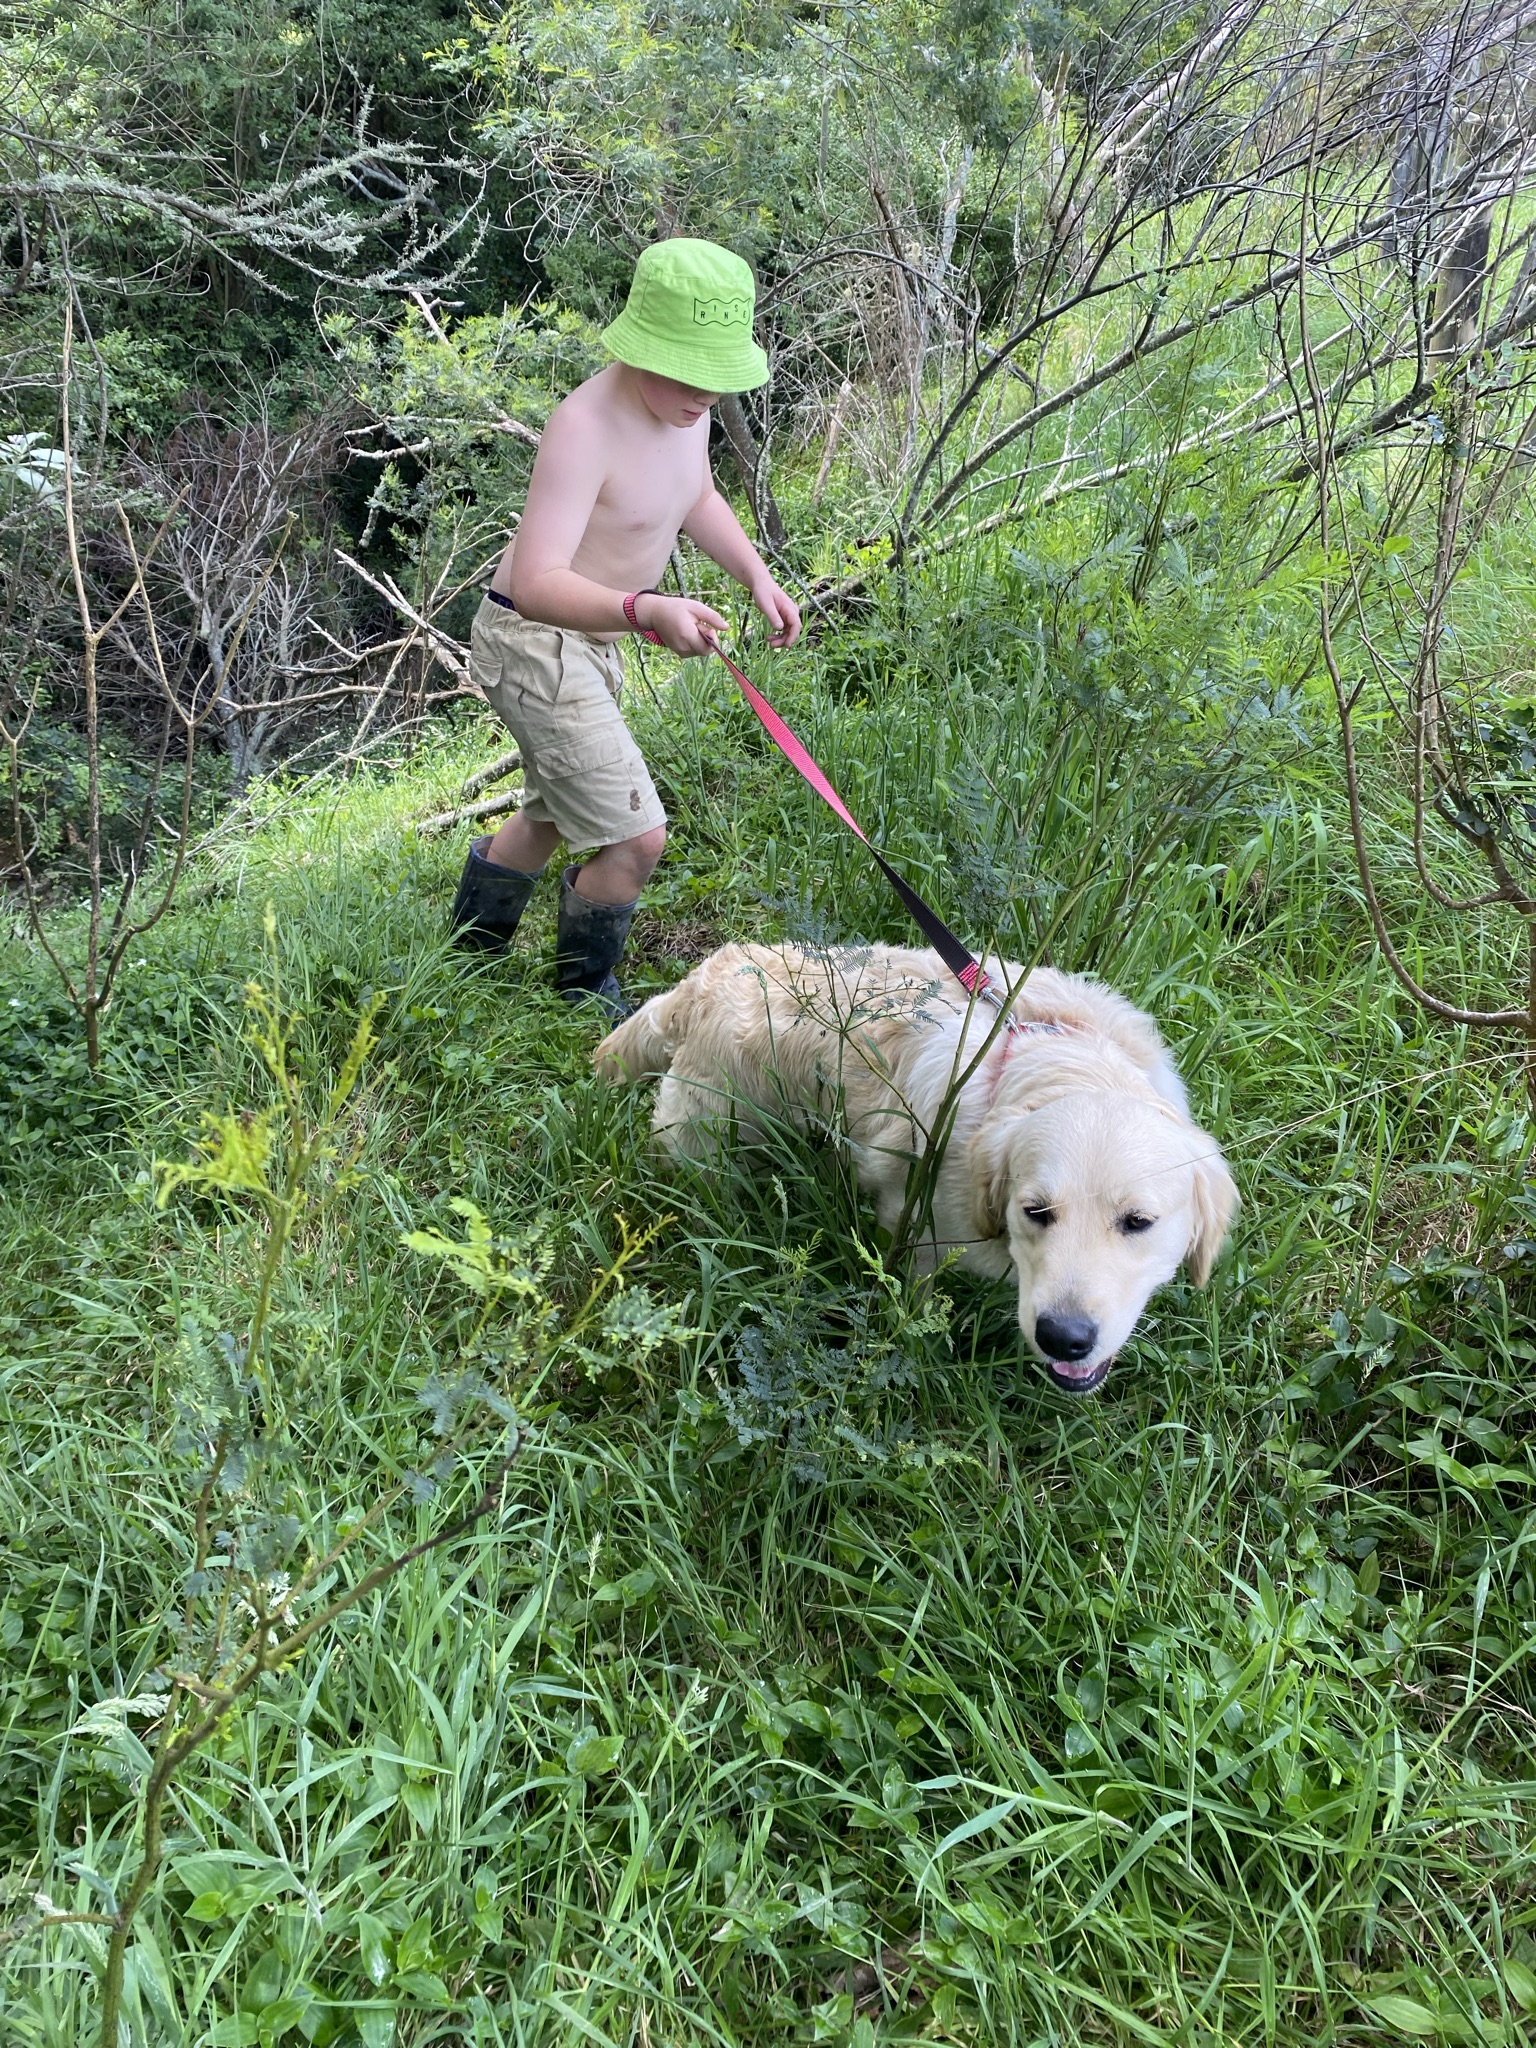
[449,237,802,1015]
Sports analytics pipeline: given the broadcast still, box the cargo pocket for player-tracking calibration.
[534,726,632,781]
[466,606,503,701]
[471,612,565,729]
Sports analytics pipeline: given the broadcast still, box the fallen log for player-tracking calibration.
[415,788,524,837]
[458,748,522,800]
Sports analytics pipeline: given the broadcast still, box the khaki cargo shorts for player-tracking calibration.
[468,599,667,853]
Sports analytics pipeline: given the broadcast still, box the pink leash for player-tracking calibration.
[622,594,1001,1011]
[710,641,1001,1005]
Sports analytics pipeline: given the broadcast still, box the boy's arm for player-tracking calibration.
[510,408,727,654]
[683,483,803,649]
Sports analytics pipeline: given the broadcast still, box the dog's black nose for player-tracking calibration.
[1035,1311,1098,1361]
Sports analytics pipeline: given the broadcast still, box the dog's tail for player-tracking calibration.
[594,946,760,1085]
[593,986,682,1083]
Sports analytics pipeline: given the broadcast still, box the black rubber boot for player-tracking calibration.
[554,863,637,1019]
[449,836,544,953]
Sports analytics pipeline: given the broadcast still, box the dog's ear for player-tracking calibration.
[969,1122,1017,1243]
[1185,1140,1239,1285]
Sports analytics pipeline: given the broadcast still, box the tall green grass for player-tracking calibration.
[3,528,1534,2047]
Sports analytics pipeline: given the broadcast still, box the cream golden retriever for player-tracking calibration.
[594,944,1237,1394]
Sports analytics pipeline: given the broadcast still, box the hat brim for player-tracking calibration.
[601,309,769,393]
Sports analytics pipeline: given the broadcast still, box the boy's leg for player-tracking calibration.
[449,601,566,952]
[484,811,561,874]
[571,825,667,902]
[455,607,665,1003]
[555,824,666,1016]
[450,820,558,952]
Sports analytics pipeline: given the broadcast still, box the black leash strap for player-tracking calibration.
[707,639,997,1007]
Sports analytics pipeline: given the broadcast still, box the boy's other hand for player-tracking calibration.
[637,592,730,658]
[751,577,802,649]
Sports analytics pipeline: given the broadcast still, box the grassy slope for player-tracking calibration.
[3,551,1536,2048]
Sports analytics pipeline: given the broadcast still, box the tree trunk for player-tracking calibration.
[813,379,853,506]
[82,631,102,1067]
[901,145,972,473]
[1430,209,1492,363]
[716,392,787,552]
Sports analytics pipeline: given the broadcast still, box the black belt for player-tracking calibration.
[485,588,517,613]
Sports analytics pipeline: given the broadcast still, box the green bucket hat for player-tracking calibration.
[601,238,769,393]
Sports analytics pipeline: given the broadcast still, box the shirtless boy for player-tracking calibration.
[449,237,802,1016]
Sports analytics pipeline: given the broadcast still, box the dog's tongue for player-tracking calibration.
[1047,1355,1113,1392]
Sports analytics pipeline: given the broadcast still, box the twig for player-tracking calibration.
[813,379,853,507]
[333,551,478,691]
[415,788,523,837]
[407,291,541,447]
[1297,83,1527,1044]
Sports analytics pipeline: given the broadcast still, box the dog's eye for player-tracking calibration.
[1118,1212,1155,1234]
[1022,1204,1056,1228]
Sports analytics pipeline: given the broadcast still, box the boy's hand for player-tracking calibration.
[751,577,802,649]
[635,592,730,658]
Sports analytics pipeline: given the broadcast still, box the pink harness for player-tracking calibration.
[986,1016,1066,1102]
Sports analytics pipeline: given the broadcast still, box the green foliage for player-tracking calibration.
[8,39,1536,2024]
[344,297,606,589]
[0,915,238,1158]
[154,908,386,1398]
[2,707,194,872]
[3,491,1535,2037]
[0,980,100,1150]
[905,0,1038,148]
[468,0,813,256]
[403,1195,550,1297]
[0,0,534,585]
[708,1243,953,1481]
[461,0,1021,274]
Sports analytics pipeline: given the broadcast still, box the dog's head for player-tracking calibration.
[971,1091,1238,1394]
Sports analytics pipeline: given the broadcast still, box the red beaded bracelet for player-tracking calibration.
[623,590,665,645]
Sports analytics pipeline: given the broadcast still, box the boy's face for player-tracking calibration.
[633,370,721,428]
